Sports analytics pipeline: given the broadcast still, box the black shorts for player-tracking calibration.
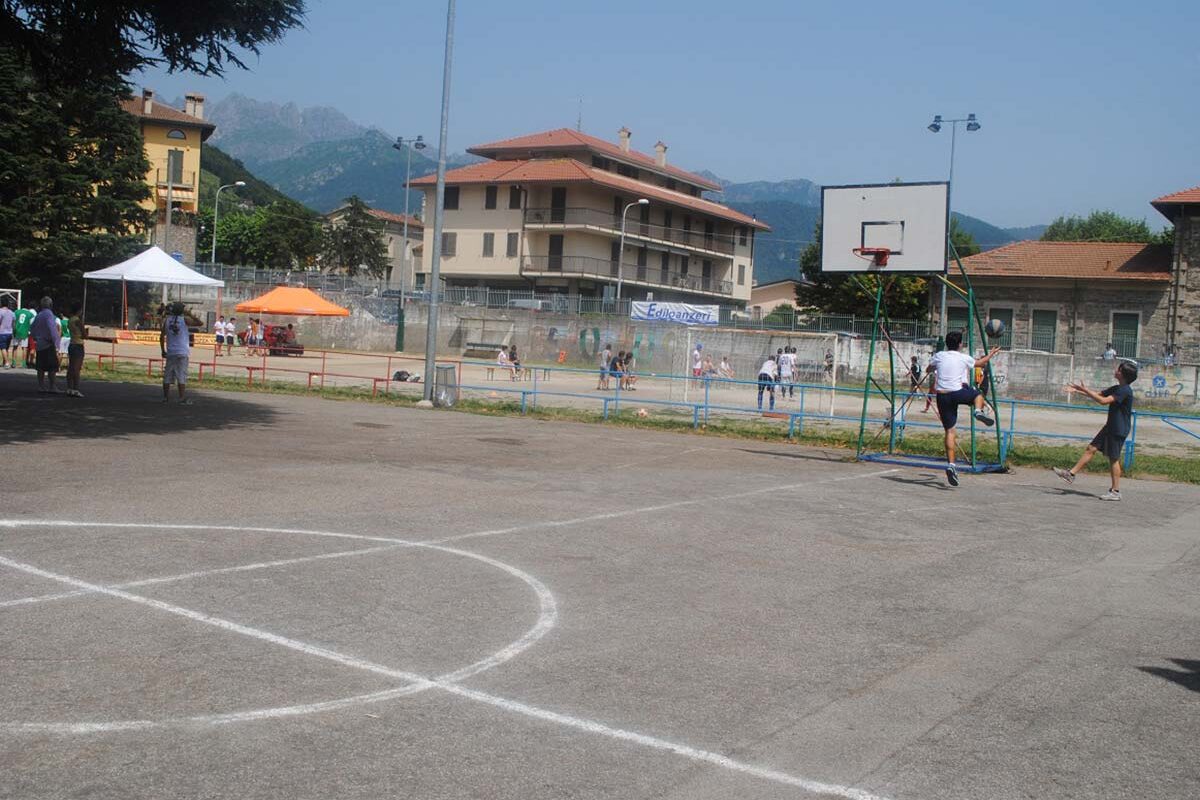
[935,387,980,430]
[35,347,58,373]
[1090,426,1127,461]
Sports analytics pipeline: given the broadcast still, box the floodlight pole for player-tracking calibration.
[421,0,455,404]
[928,114,980,338]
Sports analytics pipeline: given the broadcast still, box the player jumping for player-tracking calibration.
[928,330,1001,487]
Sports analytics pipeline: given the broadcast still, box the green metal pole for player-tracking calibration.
[967,287,977,468]
[856,280,885,459]
[950,240,1005,468]
[882,285,898,454]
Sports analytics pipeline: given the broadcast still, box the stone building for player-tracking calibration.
[940,186,1200,362]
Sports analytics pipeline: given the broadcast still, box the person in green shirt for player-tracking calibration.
[66,304,86,397]
[12,304,36,368]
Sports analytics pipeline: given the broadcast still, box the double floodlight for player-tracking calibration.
[394,134,427,151]
[928,113,981,134]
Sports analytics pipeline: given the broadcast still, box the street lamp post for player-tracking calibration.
[211,181,246,264]
[614,198,649,306]
[927,113,980,338]
[392,135,427,301]
[420,0,456,405]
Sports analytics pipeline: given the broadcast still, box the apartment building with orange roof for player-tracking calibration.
[410,127,769,305]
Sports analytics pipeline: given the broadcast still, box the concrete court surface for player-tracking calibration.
[1,371,1198,800]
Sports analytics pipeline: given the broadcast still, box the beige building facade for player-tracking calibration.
[749,279,804,316]
[411,128,769,305]
[325,205,423,289]
[122,89,215,262]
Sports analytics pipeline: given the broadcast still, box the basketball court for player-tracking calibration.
[2,372,1198,800]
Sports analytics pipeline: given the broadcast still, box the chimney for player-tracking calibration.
[142,88,154,115]
[618,126,631,153]
[184,93,205,120]
[654,140,668,168]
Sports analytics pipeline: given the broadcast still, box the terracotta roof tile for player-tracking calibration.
[961,241,1171,282]
[366,209,423,228]
[120,97,215,140]
[412,158,769,231]
[467,128,723,191]
[1151,185,1200,205]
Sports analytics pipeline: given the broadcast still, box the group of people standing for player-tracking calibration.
[0,296,86,396]
[755,347,801,411]
[597,344,639,391]
[213,315,269,356]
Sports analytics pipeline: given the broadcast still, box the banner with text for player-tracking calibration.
[630,302,720,326]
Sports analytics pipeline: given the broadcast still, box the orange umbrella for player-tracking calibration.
[235,286,350,316]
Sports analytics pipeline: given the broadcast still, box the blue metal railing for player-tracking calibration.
[448,360,1199,473]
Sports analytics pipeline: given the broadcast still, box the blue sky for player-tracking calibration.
[140,0,1199,229]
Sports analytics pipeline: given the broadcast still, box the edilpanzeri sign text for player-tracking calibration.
[630,302,719,326]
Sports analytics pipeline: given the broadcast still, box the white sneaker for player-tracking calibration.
[945,464,960,487]
[1098,490,1122,501]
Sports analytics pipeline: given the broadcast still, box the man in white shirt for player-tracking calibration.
[778,346,796,398]
[597,343,612,390]
[757,354,778,411]
[160,302,192,404]
[928,330,1001,486]
[691,344,703,381]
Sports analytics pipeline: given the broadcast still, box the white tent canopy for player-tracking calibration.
[83,246,224,287]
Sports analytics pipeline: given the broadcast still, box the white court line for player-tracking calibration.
[0,553,892,800]
[611,447,707,470]
[428,468,900,545]
[0,544,404,610]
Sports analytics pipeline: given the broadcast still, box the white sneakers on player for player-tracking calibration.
[1098,490,1122,501]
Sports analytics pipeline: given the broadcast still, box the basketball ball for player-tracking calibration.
[984,319,1006,339]
[636,408,649,418]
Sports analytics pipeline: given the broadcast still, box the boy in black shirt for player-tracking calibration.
[1053,361,1137,500]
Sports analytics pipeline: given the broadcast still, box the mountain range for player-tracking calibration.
[200,94,1046,283]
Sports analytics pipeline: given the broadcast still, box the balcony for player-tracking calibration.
[522,255,733,296]
[523,207,736,256]
[154,169,197,194]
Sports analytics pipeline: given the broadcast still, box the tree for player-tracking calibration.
[1,1,306,85]
[948,216,981,260]
[0,48,151,303]
[795,221,929,318]
[1040,210,1158,243]
[252,201,322,269]
[320,196,388,278]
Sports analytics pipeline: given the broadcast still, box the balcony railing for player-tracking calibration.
[522,254,733,296]
[523,207,736,255]
[154,169,196,190]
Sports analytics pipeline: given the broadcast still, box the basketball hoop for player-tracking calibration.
[852,247,891,267]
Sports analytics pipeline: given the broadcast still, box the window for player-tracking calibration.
[482,232,495,257]
[1030,309,1057,352]
[636,247,647,281]
[639,203,649,235]
[660,251,670,283]
[617,164,639,179]
[739,227,748,246]
[166,129,186,140]
[612,196,623,221]
[680,256,689,277]
[988,307,1014,349]
[947,306,969,333]
[667,179,677,191]
[415,273,426,289]
[1111,312,1140,358]
[702,260,713,289]
[443,186,459,210]
[441,232,456,256]
[509,186,521,209]
[506,232,519,258]
[610,240,621,276]
[548,234,564,270]
[591,156,610,170]
[167,149,184,184]
[663,211,673,235]
[737,264,746,285]
[485,186,497,209]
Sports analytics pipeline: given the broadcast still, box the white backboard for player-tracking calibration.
[820,182,949,273]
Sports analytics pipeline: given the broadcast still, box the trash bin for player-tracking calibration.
[434,364,458,408]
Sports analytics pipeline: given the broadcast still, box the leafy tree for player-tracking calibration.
[762,303,796,328]
[252,201,322,269]
[1040,210,1158,243]
[796,221,930,318]
[0,48,151,303]
[948,216,981,260]
[320,196,388,278]
[2,1,306,85]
